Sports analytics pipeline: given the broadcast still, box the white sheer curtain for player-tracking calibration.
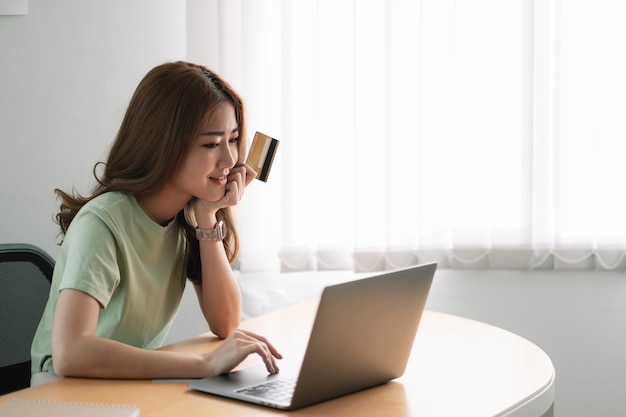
[189,0,626,271]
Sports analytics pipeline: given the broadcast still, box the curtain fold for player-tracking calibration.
[190,0,626,272]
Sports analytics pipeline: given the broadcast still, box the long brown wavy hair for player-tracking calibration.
[54,61,247,284]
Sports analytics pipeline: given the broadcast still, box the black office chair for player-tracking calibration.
[0,243,54,395]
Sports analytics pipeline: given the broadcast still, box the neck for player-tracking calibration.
[137,196,172,226]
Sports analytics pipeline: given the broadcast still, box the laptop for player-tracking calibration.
[189,262,437,410]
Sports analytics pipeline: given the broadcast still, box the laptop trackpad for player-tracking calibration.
[190,362,299,393]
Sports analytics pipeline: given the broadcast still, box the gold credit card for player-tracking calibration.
[246,132,279,182]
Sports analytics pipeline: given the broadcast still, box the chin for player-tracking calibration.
[204,193,224,203]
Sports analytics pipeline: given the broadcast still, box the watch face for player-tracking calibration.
[217,220,225,240]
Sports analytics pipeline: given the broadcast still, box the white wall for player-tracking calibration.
[0,0,186,258]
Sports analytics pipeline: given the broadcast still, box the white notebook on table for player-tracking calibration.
[0,398,140,417]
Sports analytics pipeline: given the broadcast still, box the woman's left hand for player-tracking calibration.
[220,163,256,207]
[189,164,256,228]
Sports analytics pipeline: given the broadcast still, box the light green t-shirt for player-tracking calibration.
[31,191,187,375]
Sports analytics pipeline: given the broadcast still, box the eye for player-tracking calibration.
[229,137,241,144]
[202,143,219,149]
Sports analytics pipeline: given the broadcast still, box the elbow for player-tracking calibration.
[52,349,74,377]
[207,307,241,339]
[210,318,240,340]
[53,363,70,378]
[212,324,238,340]
[51,339,83,377]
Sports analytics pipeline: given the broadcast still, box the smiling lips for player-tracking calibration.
[209,168,230,185]
[209,175,228,185]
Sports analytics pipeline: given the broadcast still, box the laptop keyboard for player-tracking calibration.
[236,377,297,403]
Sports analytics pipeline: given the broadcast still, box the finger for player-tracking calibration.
[227,169,246,200]
[232,164,256,188]
[243,164,257,186]
[251,342,279,375]
[265,355,279,375]
[222,181,240,206]
[260,345,280,374]
[238,329,283,359]
[228,331,279,374]
[236,331,282,374]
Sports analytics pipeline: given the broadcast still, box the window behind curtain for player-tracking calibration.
[188,0,626,272]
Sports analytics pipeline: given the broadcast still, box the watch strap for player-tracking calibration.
[195,220,225,241]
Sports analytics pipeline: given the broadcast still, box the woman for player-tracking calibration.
[31,61,281,384]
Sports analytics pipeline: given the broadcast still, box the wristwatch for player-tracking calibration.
[195,220,225,241]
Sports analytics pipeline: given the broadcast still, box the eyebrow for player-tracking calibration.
[200,127,239,137]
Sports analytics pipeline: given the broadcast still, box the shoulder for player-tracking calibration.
[75,192,141,226]
[64,192,136,240]
[83,191,135,214]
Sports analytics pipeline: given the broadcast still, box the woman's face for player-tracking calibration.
[169,103,240,203]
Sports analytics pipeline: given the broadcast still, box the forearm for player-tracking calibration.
[197,239,242,338]
[53,335,210,379]
[52,319,281,381]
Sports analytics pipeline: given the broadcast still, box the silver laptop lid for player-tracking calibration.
[290,262,436,408]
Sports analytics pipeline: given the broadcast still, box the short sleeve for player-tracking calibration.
[57,210,121,308]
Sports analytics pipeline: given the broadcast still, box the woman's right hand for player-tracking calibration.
[203,329,282,376]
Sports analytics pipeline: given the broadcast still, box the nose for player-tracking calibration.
[219,143,237,169]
